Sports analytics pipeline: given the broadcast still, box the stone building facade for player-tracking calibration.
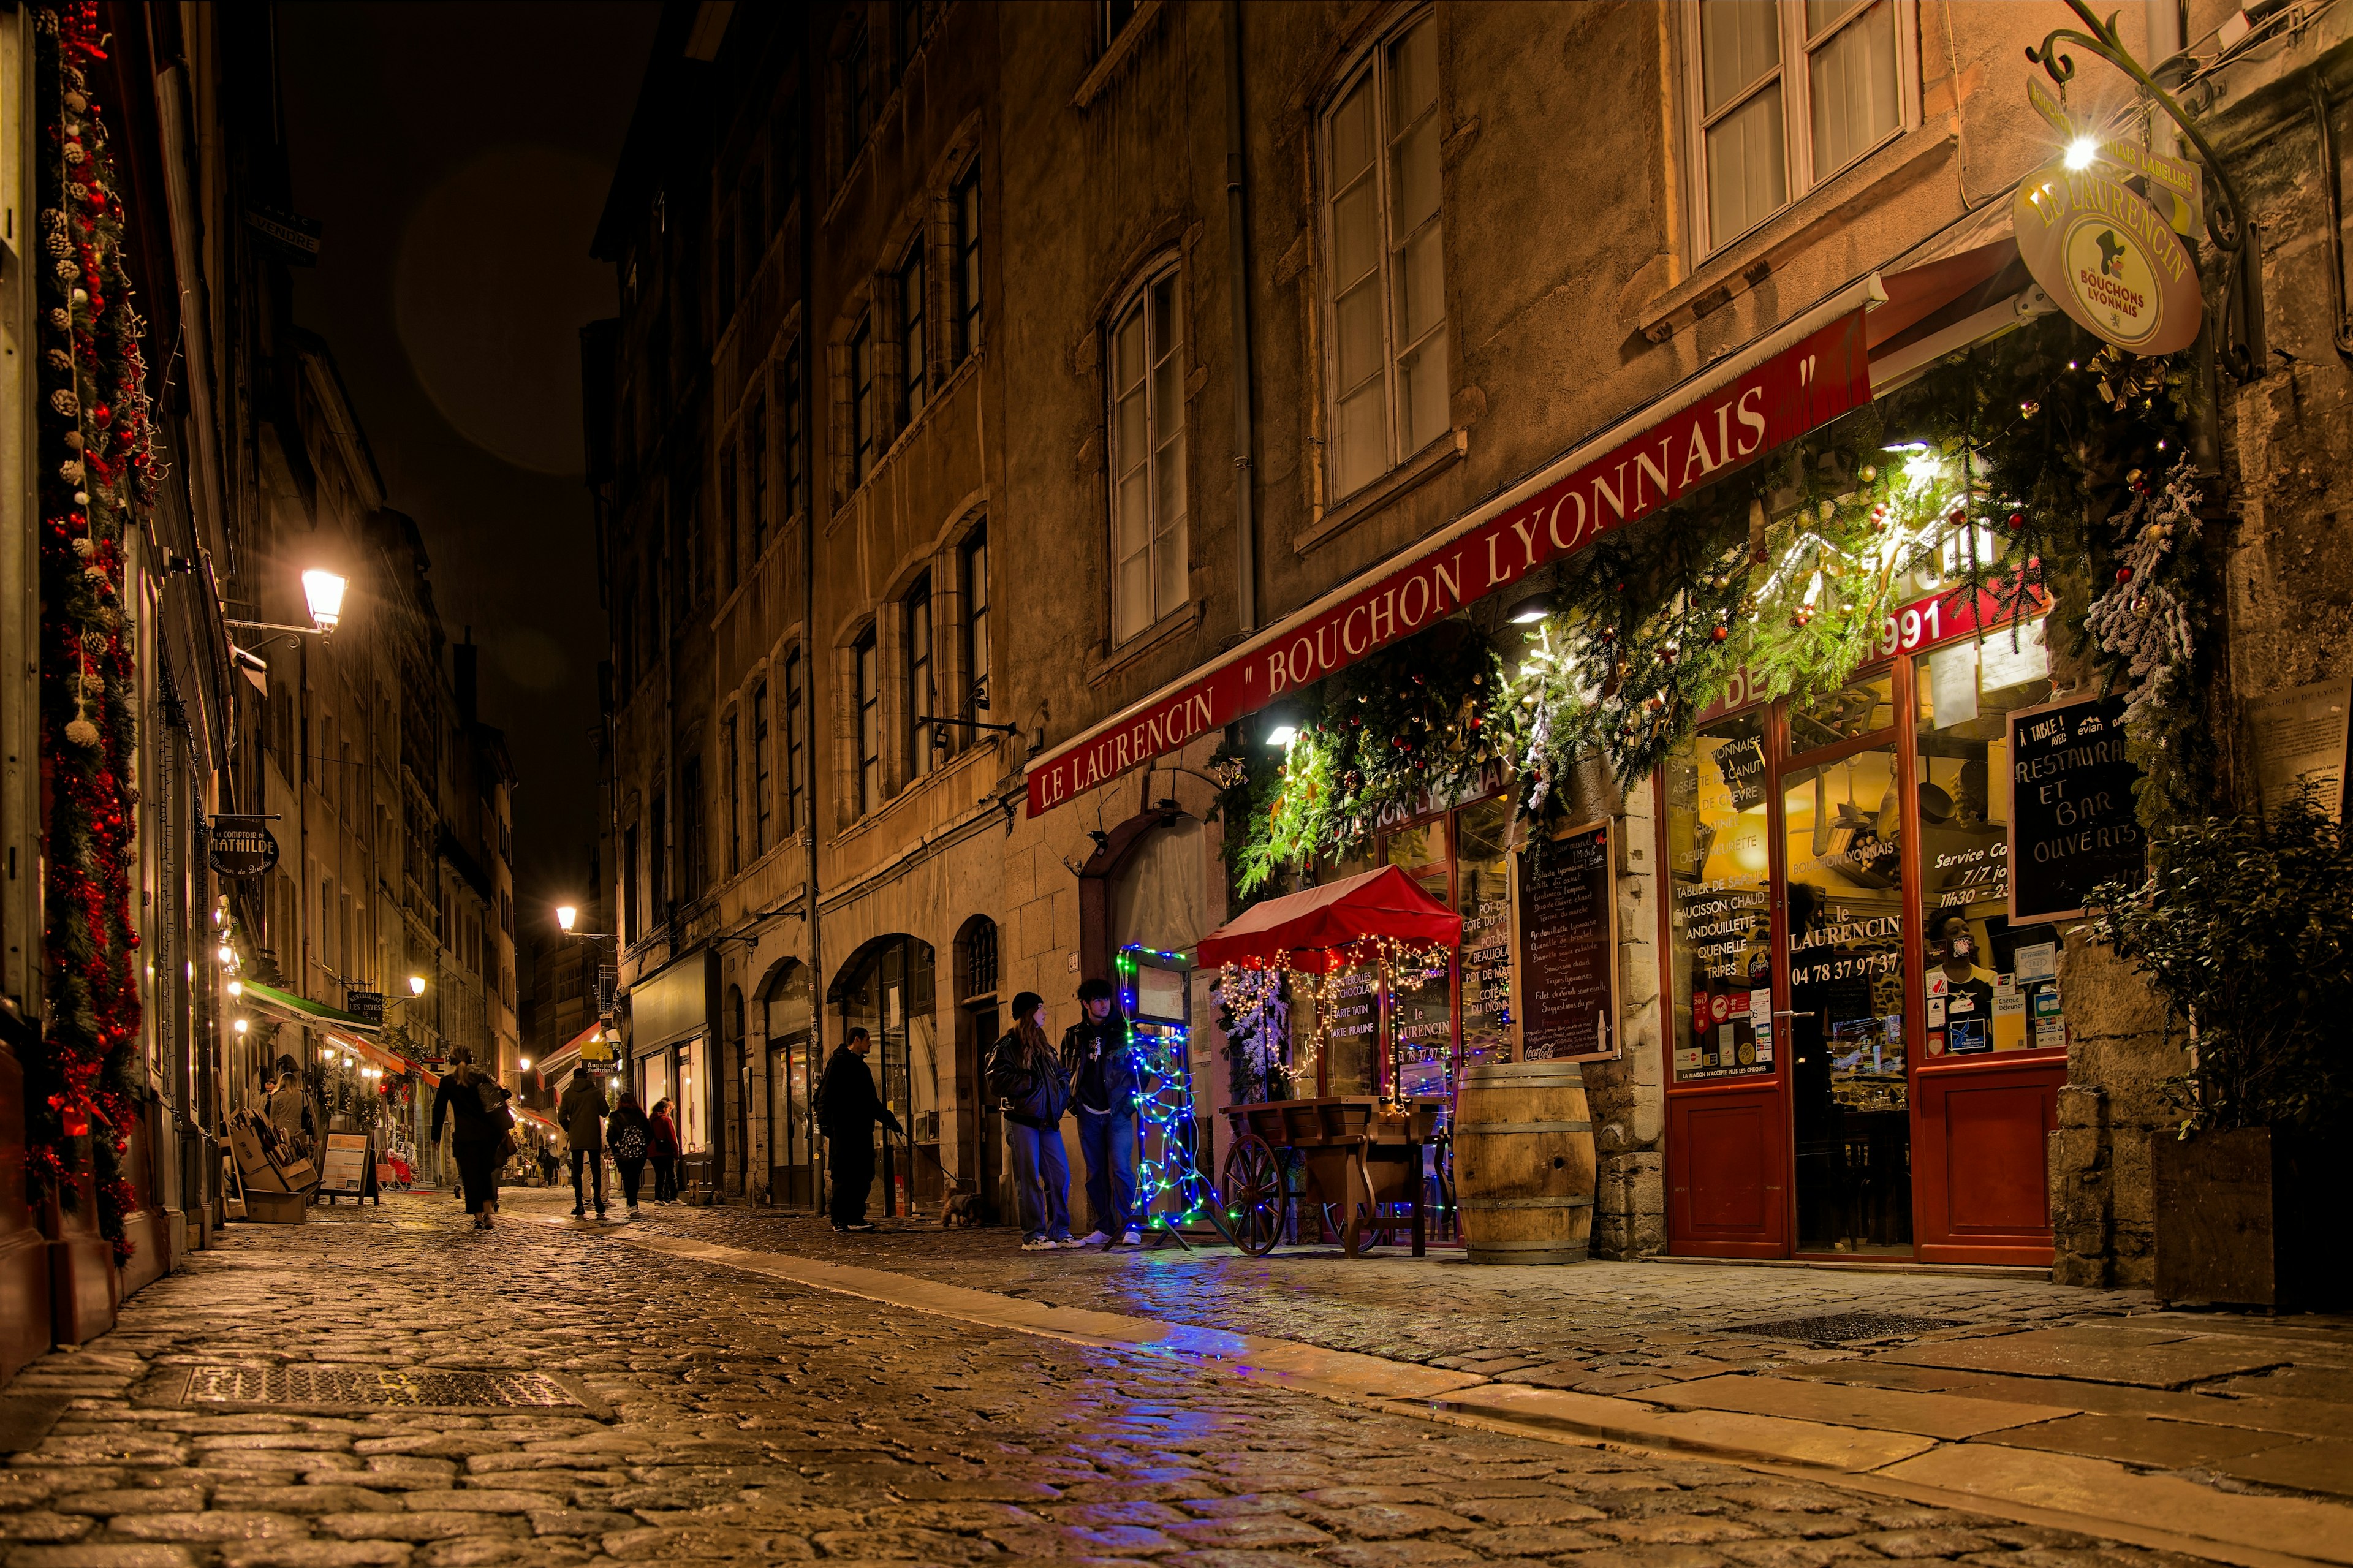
[589,0,2351,1283]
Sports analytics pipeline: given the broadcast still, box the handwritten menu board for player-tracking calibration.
[1514,821,1618,1061]
[2008,694,2145,922]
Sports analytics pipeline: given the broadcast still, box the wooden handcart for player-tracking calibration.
[1220,1095,1444,1258]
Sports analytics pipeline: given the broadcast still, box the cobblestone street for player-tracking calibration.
[612,1195,2146,1394]
[0,1192,2222,1568]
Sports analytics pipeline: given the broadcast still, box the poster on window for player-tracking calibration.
[1512,820,1618,1062]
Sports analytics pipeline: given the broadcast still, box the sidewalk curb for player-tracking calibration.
[580,1220,2351,1568]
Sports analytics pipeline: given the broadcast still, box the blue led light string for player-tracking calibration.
[1117,944,1229,1234]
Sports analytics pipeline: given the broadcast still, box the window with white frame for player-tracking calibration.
[905,575,934,779]
[855,630,881,813]
[1688,1,1911,257]
[1324,10,1447,503]
[1107,267,1186,645]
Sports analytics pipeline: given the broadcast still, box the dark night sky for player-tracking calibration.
[277,2,661,935]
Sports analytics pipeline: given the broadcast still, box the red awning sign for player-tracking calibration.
[1027,287,1881,817]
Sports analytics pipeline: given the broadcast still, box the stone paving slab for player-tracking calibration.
[1876,1334,2297,1392]
[1638,1379,2076,1441]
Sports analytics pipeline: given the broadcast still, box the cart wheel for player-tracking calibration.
[1220,1134,1286,1257]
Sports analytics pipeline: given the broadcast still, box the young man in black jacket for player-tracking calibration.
[817,1027,901,1232]
[1062,977,1143,1246]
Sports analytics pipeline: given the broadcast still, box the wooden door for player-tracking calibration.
[1912,1059,2061,1263]
[1666,1088,1789,1256]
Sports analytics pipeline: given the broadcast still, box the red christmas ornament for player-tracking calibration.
[2115,566,2133,583]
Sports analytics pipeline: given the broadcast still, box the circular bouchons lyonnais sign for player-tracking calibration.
[2014,163,2202,356]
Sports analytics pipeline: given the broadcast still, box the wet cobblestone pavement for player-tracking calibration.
[0,1191,2208,1567]
[608,1196,2150,1397]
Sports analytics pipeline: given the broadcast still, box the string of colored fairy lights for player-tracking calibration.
[1115,944,1222,1232]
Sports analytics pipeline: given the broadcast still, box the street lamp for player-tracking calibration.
[556,906,577,933]
[555,903,617,942]
[407,975,426,997]
[302,570,347,635]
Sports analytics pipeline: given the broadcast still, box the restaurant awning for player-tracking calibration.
[237,979,382,1037]
[1196,865,1464,974]
[1025,234,2039,820]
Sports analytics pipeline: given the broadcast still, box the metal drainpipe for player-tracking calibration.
[1224,0,1257,635]
[800,27,825,1219]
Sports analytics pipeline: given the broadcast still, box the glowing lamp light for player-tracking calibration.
[1507,591,1554,625]
[407,975,426,997]
[302,569,347,634]
[518,1058,532,1071]
[556,904,578,933]
[2064,135,2099,172]
[216,944,234,966]
[232,1018,248,1035]
[227,980,242,997]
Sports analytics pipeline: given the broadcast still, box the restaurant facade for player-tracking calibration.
[590,0,2353,1287]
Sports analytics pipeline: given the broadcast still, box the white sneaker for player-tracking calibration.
[1120,1228,1143,1246]
[1075,1229,1111,1246]
[1020,1237,1056,1252]
[1055,1236,1088,1248]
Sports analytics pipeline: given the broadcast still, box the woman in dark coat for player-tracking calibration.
[607,1089,654,1219]
[430,1047,512,1229]
[649,1098,681,1203]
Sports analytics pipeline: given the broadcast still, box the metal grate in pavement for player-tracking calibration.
[184,1365,584,1411]
[1718,1311,1960,1347]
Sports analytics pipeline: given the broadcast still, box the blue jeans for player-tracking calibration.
[1077,1110,1138,1238]
[1006,1121,1071,1243]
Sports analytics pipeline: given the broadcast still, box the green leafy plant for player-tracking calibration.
[2091,789,2353,1135]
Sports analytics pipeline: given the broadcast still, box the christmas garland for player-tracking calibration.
[1213,315,2203,897]
[28,4,157,1260]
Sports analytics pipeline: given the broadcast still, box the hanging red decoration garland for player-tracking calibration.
[29,1,157,1262]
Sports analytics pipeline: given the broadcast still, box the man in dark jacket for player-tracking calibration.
[557,1066,608,1219]
[1061,977,1143,1246]
[817,1028,901,1232]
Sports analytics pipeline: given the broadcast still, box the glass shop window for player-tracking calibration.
[1914,618,2063,1059]
[1665,708,1775,1083]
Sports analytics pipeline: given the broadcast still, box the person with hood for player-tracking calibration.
[1062,977,1143,1246]
[607,1088,654,1219]
[816,1027,901,1232]
[430,1047,513,1230]
[650,1097,681,1202]
[988,992,1075,1252]
[557,1066,609,1218]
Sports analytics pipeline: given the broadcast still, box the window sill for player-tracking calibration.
[1086,600,1203,688]
[1074,0,1164,109]
[1635,127,1957,344]
[1294,429,1466,556]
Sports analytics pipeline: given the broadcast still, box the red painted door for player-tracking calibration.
[1912,1059,2061,1263]
[1666,1089,1789,1256]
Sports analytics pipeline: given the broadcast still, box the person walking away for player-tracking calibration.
[430,1047,514,1229]
[1063,977,1142,1246]
[537,1139,563,1189]
[607,1089,653,1218]
[650,1097,681,1202]
[558,1066,608,1218]
[816,1027,901,1232]
[988,993,1075,1251]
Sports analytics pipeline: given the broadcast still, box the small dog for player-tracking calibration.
[939,1187,982,1228]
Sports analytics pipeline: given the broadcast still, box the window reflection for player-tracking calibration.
[1665,710,1774,1083]
[1915,619,2063,1058]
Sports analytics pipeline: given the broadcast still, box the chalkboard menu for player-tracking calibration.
[1514,821,1618,1061]
[2008,694,2145,922]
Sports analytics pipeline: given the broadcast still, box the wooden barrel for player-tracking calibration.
[1453,1058,1597,1264]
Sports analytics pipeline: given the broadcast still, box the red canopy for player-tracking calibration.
[1197,865,1464,974]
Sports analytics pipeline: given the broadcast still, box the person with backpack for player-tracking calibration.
[1062,977,1143,1247]
[649,1097,681,1203]
[558,1066,608,1219]
[816,1026,901,1232]
[607,1089,654,1219]
[987,992,1075,1252]
[429,1047,514,1230]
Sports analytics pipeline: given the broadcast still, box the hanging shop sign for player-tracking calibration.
[2025,78,2202,237]
[2007,692,2145,923]
[2014,165,2200,356]
[345,991,384,1027]
[1513,820,1618,1062]
[207,815,281,879]
[1025,290,1882,817]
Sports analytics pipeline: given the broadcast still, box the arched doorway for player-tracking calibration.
[828,935,938,1216]
[760,962,816,1208]
[953,916,1002,1222]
